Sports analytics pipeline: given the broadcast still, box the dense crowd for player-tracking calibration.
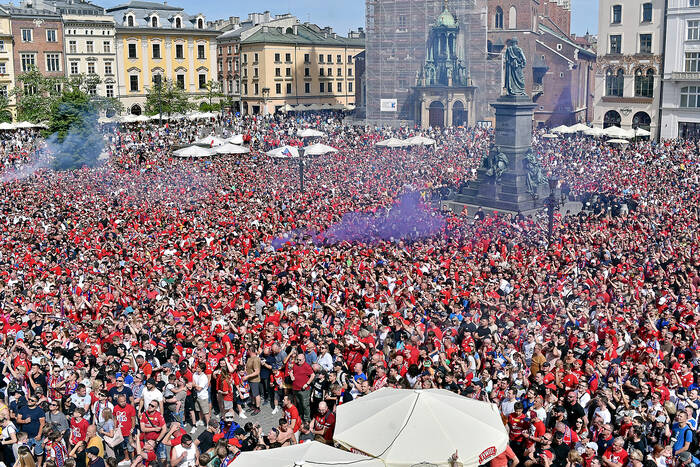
[0,112,697,467]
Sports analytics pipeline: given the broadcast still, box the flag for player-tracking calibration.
[281,147,292,157]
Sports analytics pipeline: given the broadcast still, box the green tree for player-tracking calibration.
[145,78,192,117]
[0,96,12,123]
[11,66,63,123]
[65,73,123,116]
[46,86,104,171]
[200,79,223,110]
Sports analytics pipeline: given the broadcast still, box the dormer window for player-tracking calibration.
[175,17,182,28]
[197,18,204,29]
[151,16,158,28]
[126,14,134,27]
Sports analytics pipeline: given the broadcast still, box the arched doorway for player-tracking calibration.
[632,111,651,132]
[452,101,468,127]
[130,104,142,116]
[429,101,444,128]
[603,110,621,128]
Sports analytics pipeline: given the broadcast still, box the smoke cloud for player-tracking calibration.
[274,191,445,248]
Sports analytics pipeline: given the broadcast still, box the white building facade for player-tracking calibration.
[660,0,700,139]
[63,15,118,98]
[593,0,664,136]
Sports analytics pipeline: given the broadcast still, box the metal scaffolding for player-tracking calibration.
[365,0,497,126]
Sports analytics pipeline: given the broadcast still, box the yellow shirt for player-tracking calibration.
[87,436,104,458]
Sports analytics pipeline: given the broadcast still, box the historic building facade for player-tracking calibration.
[413,4,476,128]
[239,23,364,115]
[216,12,299,113]
[106,0,218,115]
[6,5,64,82]
[660,0,700,139]
[0,9,16,118]
[63,14,117,98]
[593,0,664,134]
[487,0,596,127]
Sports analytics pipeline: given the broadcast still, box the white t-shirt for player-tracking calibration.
[171,444,197,467]
[192,373,209,399]
[142,388,163,409]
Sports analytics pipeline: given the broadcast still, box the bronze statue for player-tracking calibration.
[504,38,527,96]
[524,149,547,197]
[483,145,509,182]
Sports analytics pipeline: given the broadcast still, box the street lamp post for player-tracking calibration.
[544,177,558,243]
[299,149,305,193]
[156,78,163,126]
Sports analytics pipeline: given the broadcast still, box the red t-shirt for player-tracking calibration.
[291,362,314,391]
[113,403,137,437]
[70,417,89,445]
[313,411,336,443]
[603,447,628,466]
[140,410,165,441]
[284,404,302,432]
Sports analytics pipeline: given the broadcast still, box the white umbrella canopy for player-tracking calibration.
[376,137,406,148]
[195,135,226,147]
[541,133,559,139]
[334,388,508,467]
[266,145,300,158]
[583,126,605,137]
[603,126,633,139]
[632,127,651,137]
[303,143,338,156]
[568,123,591,132]
[234,441,385,467]
[214,143,250,155]
[607,138,630,145]
[15,121,37,129]
[404,135,436,146]
[173,145,217,158]
[551,124,574,134]
[298,128,326,138]
[228,134,244,145]
[0,122,15,130]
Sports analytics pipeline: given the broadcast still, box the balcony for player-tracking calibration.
[670,71,700,81]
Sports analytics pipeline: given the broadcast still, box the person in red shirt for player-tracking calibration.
[140,400,167,462]
[113,394,137,459]
[289,353,315,422]
[508,402,529,459]
[602,437,628,467]
[311,401,335,444]
[282,395,302,433]
[70,407,89,447]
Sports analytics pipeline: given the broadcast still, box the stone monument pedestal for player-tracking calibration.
[452,95,551,213]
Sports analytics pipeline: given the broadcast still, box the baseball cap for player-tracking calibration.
[586,442,598,451]
[678,452,692,463]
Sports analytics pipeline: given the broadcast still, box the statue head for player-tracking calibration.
[510,37,519,45]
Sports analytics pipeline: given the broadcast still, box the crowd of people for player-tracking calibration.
[0,111,697,467]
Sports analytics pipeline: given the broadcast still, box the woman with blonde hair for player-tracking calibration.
[13,446,35,467]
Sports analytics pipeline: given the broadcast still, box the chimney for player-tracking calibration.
[262,26,268,33]
[293,25,298,35]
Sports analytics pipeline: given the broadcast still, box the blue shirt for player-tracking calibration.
[19,406,45,438]
[672,423,693,453]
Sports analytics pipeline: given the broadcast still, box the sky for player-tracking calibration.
[99,0,599,37]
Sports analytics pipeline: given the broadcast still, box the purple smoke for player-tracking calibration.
[273,192,445,248]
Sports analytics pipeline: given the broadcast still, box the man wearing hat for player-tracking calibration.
[677,451,700,466]
[85,446,105,467]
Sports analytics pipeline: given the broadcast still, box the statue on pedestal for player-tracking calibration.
[482,144,509,182]
[524,149,547,197]
[504,37,527,96]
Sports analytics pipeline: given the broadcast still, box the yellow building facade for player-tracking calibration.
[240,24,364,115]
[107,1,217,115]
[0,10,16,119]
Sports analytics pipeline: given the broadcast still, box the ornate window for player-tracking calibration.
[634,68,654,98]
[605,68,624,97]
[495,7,503,29]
